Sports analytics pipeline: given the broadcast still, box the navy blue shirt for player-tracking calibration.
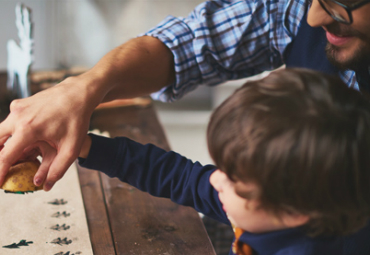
[79,134,370,255]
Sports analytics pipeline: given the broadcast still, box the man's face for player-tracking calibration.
[307,0,370,71]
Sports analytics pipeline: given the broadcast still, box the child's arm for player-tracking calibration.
[78,133,228,225]
[79,134,92,159]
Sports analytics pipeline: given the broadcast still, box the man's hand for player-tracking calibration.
[14,141,57,191]
[0,36,175,191]
[0,76,99,191]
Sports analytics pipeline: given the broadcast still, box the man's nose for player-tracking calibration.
[307,0,336,27]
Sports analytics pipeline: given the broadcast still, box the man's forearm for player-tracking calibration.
[81,36,176,103]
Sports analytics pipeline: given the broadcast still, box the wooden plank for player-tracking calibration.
[91,104,170,151]
[90,104,216,254]
[96,98,151,109]
[77,165,116,255]
[101,176,215,254]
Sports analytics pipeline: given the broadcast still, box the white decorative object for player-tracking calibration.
[7,3,34,98]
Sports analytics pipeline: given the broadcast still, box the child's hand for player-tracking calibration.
[79,134,92,159]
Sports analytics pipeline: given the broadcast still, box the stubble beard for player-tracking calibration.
[325,43,370,71]
[325,42,370,71]
[324,22,370,72]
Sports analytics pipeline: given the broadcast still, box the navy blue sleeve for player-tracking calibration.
[78,133,229,225]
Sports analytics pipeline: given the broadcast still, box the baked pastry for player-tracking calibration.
[1,161,42,193]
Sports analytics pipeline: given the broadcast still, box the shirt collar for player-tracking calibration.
[238,227,310,254]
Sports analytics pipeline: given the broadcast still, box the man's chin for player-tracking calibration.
[325,44,353,71]
[325,42,370,71]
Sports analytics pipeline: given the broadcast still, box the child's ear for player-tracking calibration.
[281,213,310,228]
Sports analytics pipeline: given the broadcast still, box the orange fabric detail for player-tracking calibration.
[232,227,253,255]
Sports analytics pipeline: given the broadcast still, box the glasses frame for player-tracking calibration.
[318,0,370,24]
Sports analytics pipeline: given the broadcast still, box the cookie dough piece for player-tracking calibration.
[1,161,42,193]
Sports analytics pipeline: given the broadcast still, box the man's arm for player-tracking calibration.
[0,36,175,191]
[89,36,175,102]
[0,0,297,191]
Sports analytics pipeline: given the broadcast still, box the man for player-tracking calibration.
[0,0,369,190]
[307,0,370,90]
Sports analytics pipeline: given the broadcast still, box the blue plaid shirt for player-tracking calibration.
[144,0,358,102]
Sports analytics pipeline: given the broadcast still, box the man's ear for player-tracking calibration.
[281,213,310,228]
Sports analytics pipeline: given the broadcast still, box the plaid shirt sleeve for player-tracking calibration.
[144,0,357,102]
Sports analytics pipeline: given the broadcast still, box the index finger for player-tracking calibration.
[0,133,34,186]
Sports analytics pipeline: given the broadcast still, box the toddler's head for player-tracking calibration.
[208,68,370,236]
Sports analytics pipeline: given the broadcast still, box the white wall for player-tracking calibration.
[0,0,204,71]
[1,0,57,70]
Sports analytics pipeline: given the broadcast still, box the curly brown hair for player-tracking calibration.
[207,68,370,237]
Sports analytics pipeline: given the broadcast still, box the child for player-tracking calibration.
[78,68,370,255]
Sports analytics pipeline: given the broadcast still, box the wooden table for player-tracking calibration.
[0,72,216,255]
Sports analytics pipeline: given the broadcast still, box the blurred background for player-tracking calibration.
[0,0,246,165]
[1,0,205,70]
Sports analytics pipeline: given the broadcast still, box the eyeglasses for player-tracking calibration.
[318,0,370,24]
